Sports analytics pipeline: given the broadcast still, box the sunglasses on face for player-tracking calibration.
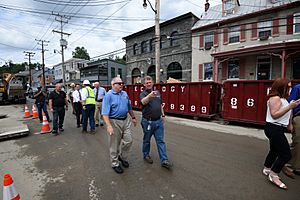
[113,82,124,85]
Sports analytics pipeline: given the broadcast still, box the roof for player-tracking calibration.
[192,0,300,31]
[123,12,199,40]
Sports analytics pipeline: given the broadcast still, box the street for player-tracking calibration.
[1,104,300,200]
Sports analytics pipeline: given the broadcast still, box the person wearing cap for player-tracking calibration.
[68,83,76,115]
[93,82,106,127]
[34,86,51,123]
[81,80,96,133]
[73,84,83,128]
[102,77,137,174]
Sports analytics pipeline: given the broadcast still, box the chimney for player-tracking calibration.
[205,0,210,12]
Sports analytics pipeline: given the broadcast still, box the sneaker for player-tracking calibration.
[262,167,271,176]
[59,128,64,132]
[52,130,58,136]
[144,155,153,164]
[161,160,172,170]
[118,156,129,168]
[112,165,123,174]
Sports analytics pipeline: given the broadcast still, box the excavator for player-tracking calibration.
[0,73,27,104]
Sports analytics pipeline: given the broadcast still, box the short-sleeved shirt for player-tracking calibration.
[94,87,106,101]
[140,89,162,119]
[102,89,132,118]
[34,89,46,104]
[289,84,300,115]
[49,90,66,107]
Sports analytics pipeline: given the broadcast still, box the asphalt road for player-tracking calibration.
[1,104,300,200]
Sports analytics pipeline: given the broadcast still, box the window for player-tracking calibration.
[228,60,239,79]
[294,13,300,33]
[111,67,115,78]
[133,43,138,55]
[118,68,122,79]
[257,57,271,80]
[170,31,180,46]
[204,32,213,50]
[258,20,272,40]
[224,0,234,15]
[141,41,149,53]
[204,63,213,80]
[160,35,168,49]
[229,26,240,43]
[150,38,155,52]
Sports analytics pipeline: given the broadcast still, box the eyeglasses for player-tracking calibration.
[113,82,124,85]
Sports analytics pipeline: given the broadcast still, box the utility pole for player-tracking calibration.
[52,12,71,87]
[36,39,49,87]
[23,51,35,87]
[143,0,160,83]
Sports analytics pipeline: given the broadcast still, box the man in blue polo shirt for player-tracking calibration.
[102,76,137,174]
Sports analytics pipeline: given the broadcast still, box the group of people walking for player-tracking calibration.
[263,78,300,189]
[36,76,171,174]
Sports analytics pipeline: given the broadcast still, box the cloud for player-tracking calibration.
[0,0,218,67]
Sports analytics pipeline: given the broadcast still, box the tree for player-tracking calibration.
[114,54,126,65]
[72,46,90,60]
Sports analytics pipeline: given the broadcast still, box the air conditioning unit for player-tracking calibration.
[259,34,269,41]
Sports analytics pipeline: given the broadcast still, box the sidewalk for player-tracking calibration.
[134,111,293,142]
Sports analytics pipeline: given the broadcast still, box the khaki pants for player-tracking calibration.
[290,116,300,170]
[109,117,133,167]
[94,101,103,125]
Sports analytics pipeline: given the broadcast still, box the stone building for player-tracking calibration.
[123,12,199,84]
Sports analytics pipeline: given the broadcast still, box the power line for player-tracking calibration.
[33,0,131,6]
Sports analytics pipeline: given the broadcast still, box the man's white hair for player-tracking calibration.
[111,77,122,85]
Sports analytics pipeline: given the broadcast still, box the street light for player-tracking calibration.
[143,0,160,84]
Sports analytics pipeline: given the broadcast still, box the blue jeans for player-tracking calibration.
[53,106,65,131]
[36,102,50,122]
[141,118,168,163]
[82,104,96,131]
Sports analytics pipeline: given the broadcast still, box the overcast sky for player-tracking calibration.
[0,0,218,68]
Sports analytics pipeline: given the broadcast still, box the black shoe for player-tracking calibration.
[294,170,300,176]
[40,121,43,123]
[52,130,58,136]
[77,125,81,128]
[59,128,64,132]
[144,155,154,164]
[90,130,96,134]
[48,119,52,122]
[161,160,172,170]
[118,156,129,168]
[100,123,104,126]
[95,124,99,127]
[112,165,123,174]
[82,130,88,134]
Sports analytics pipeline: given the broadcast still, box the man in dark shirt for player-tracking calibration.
[49,83,68,135]
[140,76,171,169]
[34,86,51,123]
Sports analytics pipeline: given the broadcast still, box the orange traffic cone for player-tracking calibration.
[32,105,39,119]
[3,174,20,200]
[41,112,51,134]
[24,105,30,118]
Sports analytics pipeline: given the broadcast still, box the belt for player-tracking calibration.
[267,122,287,128]
[143,116,161,121]
[110,116,127,120]
[96,99,103,102]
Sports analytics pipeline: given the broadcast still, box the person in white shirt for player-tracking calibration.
[72,84,83,128]
[93,82,106,127]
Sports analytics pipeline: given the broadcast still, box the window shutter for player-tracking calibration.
[222,61,228,80]
[199,64,203,80]
[240,25,246,42]
[251,22,258,40]
[287,15,294,34]
[199,34,204,49]
[223,28,228,45]
[272,18,279,37]
[239,58,245,79]
[214,30,219,47]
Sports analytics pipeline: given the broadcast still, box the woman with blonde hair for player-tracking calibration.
[263,78,300,189]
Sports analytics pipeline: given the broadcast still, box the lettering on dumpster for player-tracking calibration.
[267,87,271,95]
[180,104,184,111]
[201,106,207,113]
[247,98,255,107]
[181,86,185,93]
[191,105,196,112]
[162,86,166,92]
[134,86,138,91]
[231,98,238,109]
[134,101,138,106]
[170,104,175,110]
[140,86,144,92]
[171,86,175,92]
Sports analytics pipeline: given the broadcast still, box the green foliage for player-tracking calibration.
[72,46,90,60]
[0,62,41,74]
[115,54,126,65]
